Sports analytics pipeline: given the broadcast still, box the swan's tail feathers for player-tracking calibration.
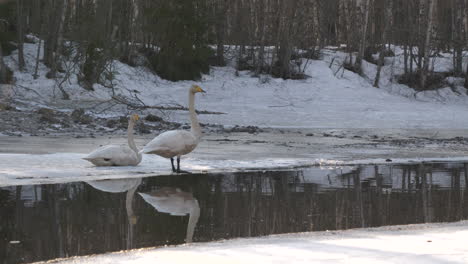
[140,147,160,155]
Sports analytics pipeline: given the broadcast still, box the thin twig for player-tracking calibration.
[111,95,226,115]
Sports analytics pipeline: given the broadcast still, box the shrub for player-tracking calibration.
[397,71,453,91]
[148,0,211,81]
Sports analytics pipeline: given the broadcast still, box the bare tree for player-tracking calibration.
[214,0,229,66]
[453,0,465,76]
[354,0,371,72]
[374,0,393,87]
[255,0,266,74]
[420,0,436,90]
[0,18,8,83]
[16,0,25,71]
[0,43,6,83]
[49,0,68,80]
[278,0,299,78]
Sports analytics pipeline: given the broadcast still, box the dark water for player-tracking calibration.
[1,162,468,263]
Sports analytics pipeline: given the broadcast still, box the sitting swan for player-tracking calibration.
[86,178,142,248]
[83,114,142,166]
[141,85,205,173]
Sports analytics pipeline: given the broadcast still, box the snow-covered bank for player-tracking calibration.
[0,152,313,187]
[4,42,468,132]
[1,150,467,187]
[42,221,468,264]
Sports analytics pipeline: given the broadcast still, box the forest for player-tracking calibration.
[1,0,468,98]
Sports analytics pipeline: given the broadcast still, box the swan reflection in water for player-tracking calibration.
[86,178,142,249]
[139,187,200,243]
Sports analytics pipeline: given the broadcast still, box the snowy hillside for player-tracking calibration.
[4,41,468,130]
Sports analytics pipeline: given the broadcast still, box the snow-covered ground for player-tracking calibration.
[1,41,468,187]
[43,221,468,264]
[4,42,468,130]
[2,42,468,264]
[0,152,313,187]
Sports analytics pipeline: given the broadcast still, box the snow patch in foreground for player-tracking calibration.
[44,221,468,264]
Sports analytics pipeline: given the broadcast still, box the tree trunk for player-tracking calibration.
[16,0,25,71]
[255,0,265,74]
[410,44,414,73]
[374,0,392,87]
[420,0,436,90]
[43,0,56,67]
[33,39,41,79]
[215,0,228,66]
[403,44,408,74]
[417,0,425,71]
[49,0,68,79]
[453,0,464,76]
[33,0,42,79]
[341,0,352,53]
[355,0,371,73]
[313,0,321,49]
[53,0,70,100]
[464,58,468,88]
[0,43,7,83]
[278,0,298,78]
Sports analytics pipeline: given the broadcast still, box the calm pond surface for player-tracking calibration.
[1,162,468,263]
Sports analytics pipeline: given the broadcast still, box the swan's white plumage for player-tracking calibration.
[84,145,141,166]
[139,187,200,242]
[141,130,197,158]
[87,178,142,248]
[83,114,142,166]
[139,188,198,216]
[142,85,205,172]
[86,178,142,193]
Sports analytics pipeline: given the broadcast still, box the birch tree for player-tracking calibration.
[354,0,371,73]
[278,0,299,78]
[0,18,8,84]
[453,0,465,76]
[214,0,229,66]
[49,0,68,79]
[0,42,6,83]
[374,0,393,87]
[15,0,24,71]
[420,0,436,90]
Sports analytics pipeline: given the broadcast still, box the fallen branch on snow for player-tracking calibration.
[111,95,226,115]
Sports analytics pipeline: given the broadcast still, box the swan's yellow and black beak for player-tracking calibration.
[195,85,206,93]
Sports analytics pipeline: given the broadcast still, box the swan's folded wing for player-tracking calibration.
[142,130,197,156]
[83,145,126,160]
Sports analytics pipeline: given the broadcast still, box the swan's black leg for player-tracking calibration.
[176,157,192,174]
[170,158,176,172]
[176,157,181,173]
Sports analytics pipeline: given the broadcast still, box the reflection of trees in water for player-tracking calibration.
[196,163,468,240]
[0,187,15,263]
[86,178,142,249]
[0,163,467,264]
[0,182,139,263]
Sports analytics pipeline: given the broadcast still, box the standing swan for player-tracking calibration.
[142,85,205,173]
[139,187,200,243]
[83,114,142,166]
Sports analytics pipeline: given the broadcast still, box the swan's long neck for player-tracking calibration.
[125,178,141,249]
[189,91,202,139]
[127,119,139,156]
[186,200,200,243]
